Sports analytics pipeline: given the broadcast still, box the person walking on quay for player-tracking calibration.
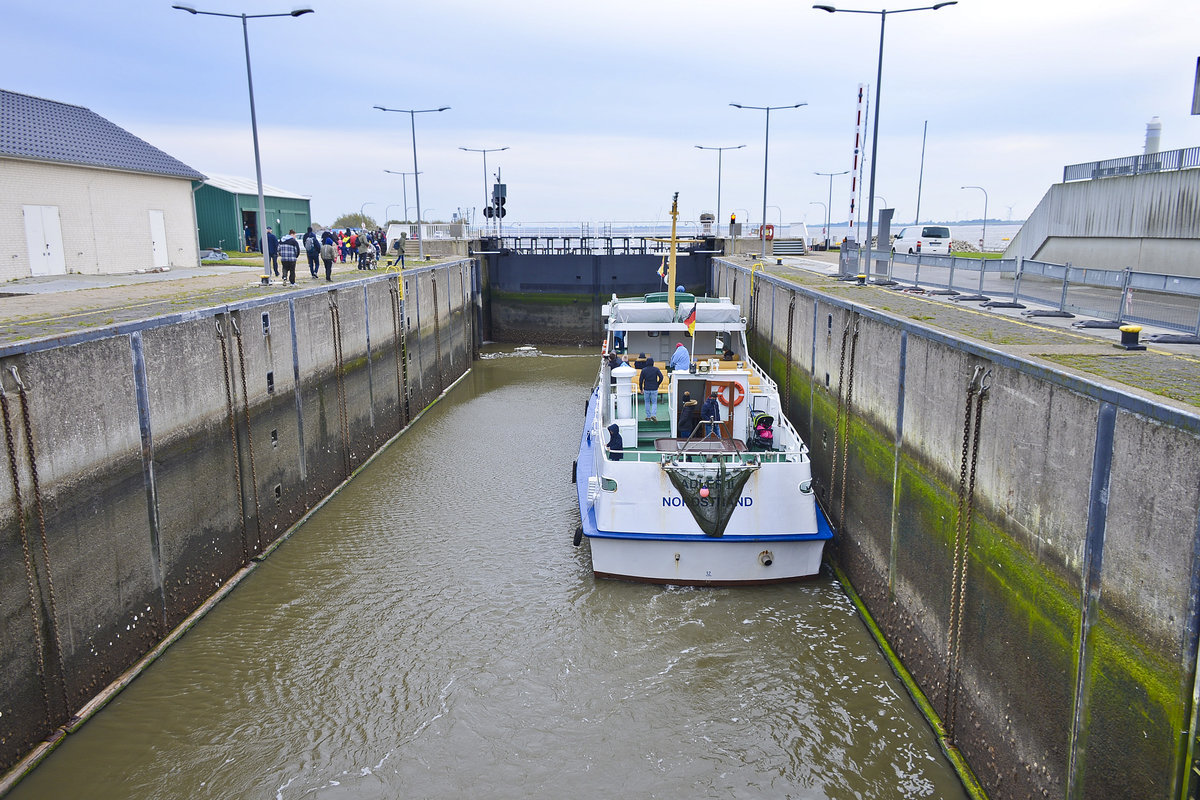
[267,229,279,276]
[320,232,336,282]
[357,233,375,269]
[639,360,664,421]
[279,230,301,285]
[303,226,320,278]
[390,233,406,268]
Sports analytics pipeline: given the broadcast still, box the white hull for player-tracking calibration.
[589,535,826,586]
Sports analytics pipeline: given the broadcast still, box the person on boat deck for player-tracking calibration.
[607,424,624,461]
[638,361,664,421]
[678,390,699,438]
[607,351,625,384]
[668,342,690,372]
[633,352,651,370]
[700,388,722,436]
[613,331,626,353]
[723,349,737,361]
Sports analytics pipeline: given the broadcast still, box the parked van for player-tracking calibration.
[892,225,952,255]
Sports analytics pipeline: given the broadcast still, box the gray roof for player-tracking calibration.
[0,89,205,181]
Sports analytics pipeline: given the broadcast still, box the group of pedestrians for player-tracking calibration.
[263,226,404,285]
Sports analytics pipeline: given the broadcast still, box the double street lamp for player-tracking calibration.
[374,106,450,259]
[383,170,421,225]
[694,144,745,231]
[731,103,806,258]
[813,2,956,273]
[815,169,849,250]
[172,4,314,284]
[459,146,508,234]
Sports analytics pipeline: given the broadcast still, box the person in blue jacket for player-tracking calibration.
[668,342,690,372]
[266,229,279,276]
[700,388,722,436]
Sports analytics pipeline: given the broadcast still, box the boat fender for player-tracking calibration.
[572,460,577,484]
[573,525,583,546]
[759,550,774,567]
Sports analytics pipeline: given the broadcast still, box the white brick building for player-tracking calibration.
[0,89,205,281]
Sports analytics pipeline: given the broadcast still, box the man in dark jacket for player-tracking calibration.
[638,361,664,421]
[678,390,699,438]
[700,388,722,437]
[607,424,624,461]
[267,229,279,276]
[303,227,320,278]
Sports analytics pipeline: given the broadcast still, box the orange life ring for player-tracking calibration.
[719,383,745,408]
[764,224,775,240]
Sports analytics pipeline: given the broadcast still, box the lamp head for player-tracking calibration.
[290,8,313,16]
[813,4,837,12]
[437,107,450,112]
[171,4,198,12]
[932,1,957,8]
[730,103,743,109]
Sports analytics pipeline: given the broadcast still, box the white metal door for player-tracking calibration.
[23,205,66,276]
[148,210,168,268]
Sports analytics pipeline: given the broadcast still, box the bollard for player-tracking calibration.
[1115,324,1146,351]
[855,274,867,285]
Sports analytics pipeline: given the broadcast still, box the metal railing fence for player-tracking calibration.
[836,244,1200,335]
[1063,146,1200,182]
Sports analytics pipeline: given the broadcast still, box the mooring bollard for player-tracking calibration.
[1115,324,1146,350]
[855,274,867,285]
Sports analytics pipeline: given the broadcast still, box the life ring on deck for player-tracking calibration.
[719,383,745,408]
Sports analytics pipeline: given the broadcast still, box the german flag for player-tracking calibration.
[684,303,697,337]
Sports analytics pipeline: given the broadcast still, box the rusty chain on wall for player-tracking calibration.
[1,372,53,724]
[216,320,250,562]
[231,318,263,552]
[945,365,992,740]
[784,293,796,415]
[830,319,859,532]
[329,297,351,476]
[3,367,70,723]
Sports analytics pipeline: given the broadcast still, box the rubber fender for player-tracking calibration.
[573,526,583,546]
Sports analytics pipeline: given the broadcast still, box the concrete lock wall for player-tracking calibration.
[0,260,476,775]
[715,258,1200,800]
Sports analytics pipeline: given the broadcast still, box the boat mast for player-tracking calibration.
[667,192,679,311]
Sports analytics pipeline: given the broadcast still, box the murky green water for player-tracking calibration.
[10,346,966,800]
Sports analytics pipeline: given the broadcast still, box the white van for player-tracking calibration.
[892,225,952,255]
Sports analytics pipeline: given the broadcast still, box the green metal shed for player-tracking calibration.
[193,174,311,251]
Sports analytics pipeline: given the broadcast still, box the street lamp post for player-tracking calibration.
[815,170,849,250]
[962,185,988,253]
[172,4,313,285]
[459,146,508,236]
[374,106,450,259]
[809,201,827,247]
[359,201,375,230]
[813,2,956,274]
[383,170,421,225]
[731,103,806,258]
[694,144,745,230]
[384,205,400,225]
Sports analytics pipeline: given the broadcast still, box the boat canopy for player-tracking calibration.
[605,295,744,327]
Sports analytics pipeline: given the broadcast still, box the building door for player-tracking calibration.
[23,205,66,276]
[148,210,168,268]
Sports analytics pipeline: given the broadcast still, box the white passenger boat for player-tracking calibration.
[573,195,832,586]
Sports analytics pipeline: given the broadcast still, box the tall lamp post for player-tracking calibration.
[694,144,745,231]
[815,169,849,250]
[359,202,376,230]
[962,184,988,253]
[384,205,400,225]
[813,2,956,273]
[459,146,508,235]
[374,106,450,259]
[172,4,313,285]
[383,169,421,225]
[809,201,827,247]
[731,103,806,257]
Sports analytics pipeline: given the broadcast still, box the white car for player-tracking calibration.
[892,225,952,255]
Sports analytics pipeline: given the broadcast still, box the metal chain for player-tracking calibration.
[830,322,850,511]
[432,278,444,394]
[231,319,263,552]
[216,321,250,561]
[784,294,796,415]
[838,323,860,532]
[389,286,406,427]
[330,299,351,475]
[0,377,51,724]
[948,369,991,737]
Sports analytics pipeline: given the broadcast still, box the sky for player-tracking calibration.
[6,0,1199,230]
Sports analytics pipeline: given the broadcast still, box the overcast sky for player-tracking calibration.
[7,0,1198,228]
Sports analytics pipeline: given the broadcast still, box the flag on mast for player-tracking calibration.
[657,256,667,284]
[684,303,697,336]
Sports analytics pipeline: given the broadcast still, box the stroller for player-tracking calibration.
[749,411,775,451]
